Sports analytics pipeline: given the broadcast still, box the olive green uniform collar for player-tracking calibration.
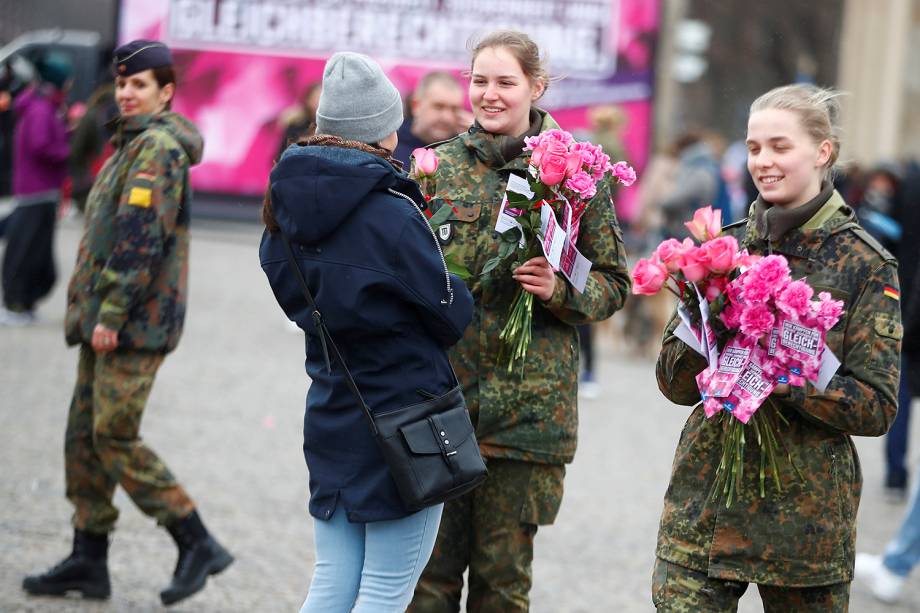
[463,108,554,170]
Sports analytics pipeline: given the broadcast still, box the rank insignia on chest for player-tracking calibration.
[438,224,453,244]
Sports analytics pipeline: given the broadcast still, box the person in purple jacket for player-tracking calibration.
[0,51,72,325]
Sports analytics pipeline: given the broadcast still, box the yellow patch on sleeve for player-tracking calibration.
[127,187,152,207]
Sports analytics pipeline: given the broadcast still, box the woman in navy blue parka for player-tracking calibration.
[259,52,473,612]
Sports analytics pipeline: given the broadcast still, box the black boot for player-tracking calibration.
[22,529,111,599]
[160,510,233,606]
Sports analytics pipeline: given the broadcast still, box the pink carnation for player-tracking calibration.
[750,255,791,291]
[592,152,612,181]
[612,161,637,186]
[564,170,597,201]
[631,258,669,295]
[572,141,600,169]
[720,301,742,329]
[812,291,844,330]
[776,280,814,319]
[739,303,776,340]
[741,275,773,304]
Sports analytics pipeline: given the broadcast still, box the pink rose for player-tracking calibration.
[701,235,739,275]
[739,303,776,340]
[612,160,637,186]
[703,275,729,302]
[684,206,722,242]
[776,279,814,319]
[679,246,710,283]
[654,237,692,273]
[529,142,546,167]
[564,171,597,201]
[412,147,439,177]
[565,151,583,178]
[631,258,669,295]
[733,249,761,270]
[538,140,571,186]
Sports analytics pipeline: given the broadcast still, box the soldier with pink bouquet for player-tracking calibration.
[639,84,901,610]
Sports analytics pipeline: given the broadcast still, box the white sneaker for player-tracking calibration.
[578,380,601,400]
[855,552,905,604]
[0,307,36,327]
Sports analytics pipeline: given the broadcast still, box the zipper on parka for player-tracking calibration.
[387,187,454,306]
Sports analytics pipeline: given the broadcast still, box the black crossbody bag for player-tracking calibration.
[281,235,487,511]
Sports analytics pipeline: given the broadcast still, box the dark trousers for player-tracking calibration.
[1,201,56,311]
[577,324,594,375]
[886,355,916,488]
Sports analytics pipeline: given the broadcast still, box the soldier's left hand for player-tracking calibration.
[513,256,556,302]
[92,324,119,354]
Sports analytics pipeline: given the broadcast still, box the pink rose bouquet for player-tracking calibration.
[477,128,635,372]
[630,206,844,506]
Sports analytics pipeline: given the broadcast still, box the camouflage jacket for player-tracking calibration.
[426,111,631,464]
[655,191,902,586]
[65,112,203,353]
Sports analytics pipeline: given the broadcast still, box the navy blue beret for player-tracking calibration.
[113,40,173,77]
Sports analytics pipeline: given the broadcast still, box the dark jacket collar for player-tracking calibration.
[752,180,834,243]
[742,188,855,258]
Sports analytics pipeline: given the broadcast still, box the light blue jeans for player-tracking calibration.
[300,503,443,612]
[883,473,920,576]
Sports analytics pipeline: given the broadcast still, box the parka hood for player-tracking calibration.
[111,111,204,165]
[270,145,420,244]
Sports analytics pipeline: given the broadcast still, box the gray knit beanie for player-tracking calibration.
[315,52,403,144]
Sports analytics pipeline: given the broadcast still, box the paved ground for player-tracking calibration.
[1,217,918,612]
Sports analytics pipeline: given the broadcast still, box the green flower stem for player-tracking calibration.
[498,288,534,373]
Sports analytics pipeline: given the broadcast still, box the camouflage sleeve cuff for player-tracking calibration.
[541,273,569,311]
[97,302,129,332]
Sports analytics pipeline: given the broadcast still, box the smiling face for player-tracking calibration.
[469,46,544,137]
[746,108,832,209]
[115,69,174,117]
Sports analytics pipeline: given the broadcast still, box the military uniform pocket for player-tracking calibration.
[869,313,902,371]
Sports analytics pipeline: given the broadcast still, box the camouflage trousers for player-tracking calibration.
[652,558,850,612]
[408,458,565,613]
[65,345,194,534]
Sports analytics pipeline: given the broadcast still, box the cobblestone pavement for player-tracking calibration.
[1,218,917,612]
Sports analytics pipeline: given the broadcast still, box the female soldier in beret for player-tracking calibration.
[22,40,233,607]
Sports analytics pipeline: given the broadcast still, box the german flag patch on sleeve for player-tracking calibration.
[884,286,900,301]
[127,187,152,208]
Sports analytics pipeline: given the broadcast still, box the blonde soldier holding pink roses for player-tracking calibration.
[408,30,630,613]
[653,84,901,611]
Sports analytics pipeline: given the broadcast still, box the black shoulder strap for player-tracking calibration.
[280,235,378,435]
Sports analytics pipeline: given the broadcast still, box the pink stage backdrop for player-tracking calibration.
[120,0,658,219]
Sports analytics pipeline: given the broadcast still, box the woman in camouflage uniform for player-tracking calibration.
[653,84,902,611]
[22,40,232,607]
[409,31,631,612]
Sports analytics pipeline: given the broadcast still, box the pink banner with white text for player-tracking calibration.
[119,0,658,219]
